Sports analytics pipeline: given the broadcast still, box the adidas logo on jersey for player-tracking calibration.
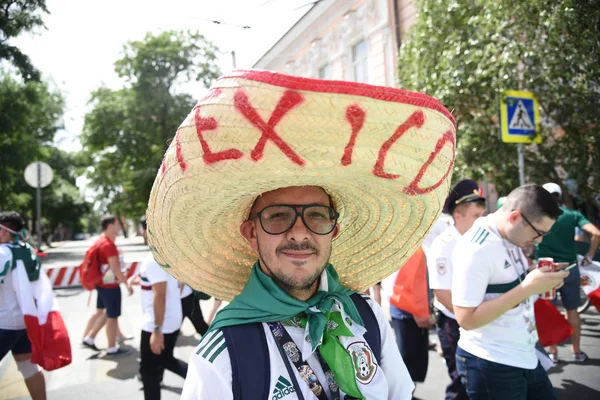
[272,375,295,399]
[504,260,511,269]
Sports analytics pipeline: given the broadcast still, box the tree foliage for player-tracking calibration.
[81,30,220,219]
[0,73,63,211]
[398,0,599,205]
[0,73,91,237]
[0,0,48,80]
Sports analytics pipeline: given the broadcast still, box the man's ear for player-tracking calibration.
[507,209,520,224]
[332,223,340,239]
[240,220,259,251]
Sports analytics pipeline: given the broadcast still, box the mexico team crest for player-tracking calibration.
[347,342,377,384]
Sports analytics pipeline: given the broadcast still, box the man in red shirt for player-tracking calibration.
[82,215,133,355]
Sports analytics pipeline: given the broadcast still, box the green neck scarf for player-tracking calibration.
[210,262,365,399]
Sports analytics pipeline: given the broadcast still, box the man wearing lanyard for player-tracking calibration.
[426,179,485,400]
[452,184,569,399]
[144,70,458,399]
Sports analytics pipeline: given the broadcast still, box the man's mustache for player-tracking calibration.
[276,243,318,254]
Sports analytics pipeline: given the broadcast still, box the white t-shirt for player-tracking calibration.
[139,255,183,334]
[0,245,26,330]
[422,213,453,253]
[181,283,193,299]
[452,215,538,369]
[426,225,461,319]
[181,275,414,399]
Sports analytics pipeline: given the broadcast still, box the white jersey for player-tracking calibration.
[182,276,414,399]
[139,255,182,334]
[452,215,538,369]
[426,225,461,319]
[422,213,453,253]
[0,245,25,330]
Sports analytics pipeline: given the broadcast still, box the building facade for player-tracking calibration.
[253,0,415,87]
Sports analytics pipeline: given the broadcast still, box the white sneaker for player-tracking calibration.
[572,352,588,362]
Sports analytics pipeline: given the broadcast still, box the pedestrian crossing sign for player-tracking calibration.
[500,90,541,143]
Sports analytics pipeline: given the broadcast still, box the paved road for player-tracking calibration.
[2,238,600,399]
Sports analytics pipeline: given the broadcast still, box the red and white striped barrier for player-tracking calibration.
[46,262,139,289]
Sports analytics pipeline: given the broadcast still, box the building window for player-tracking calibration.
[352,40,369,83]
[318,64,332,80]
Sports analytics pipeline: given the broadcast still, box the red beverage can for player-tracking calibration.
[537,257,556,300]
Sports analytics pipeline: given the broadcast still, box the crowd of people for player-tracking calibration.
[1,69,599,400]
[389,180,600,400]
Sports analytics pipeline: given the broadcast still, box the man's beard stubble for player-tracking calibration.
[258,241,331,294]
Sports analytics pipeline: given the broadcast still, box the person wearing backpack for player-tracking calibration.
[145,70,458,399]
[81,215,133,356]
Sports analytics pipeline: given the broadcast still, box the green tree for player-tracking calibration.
[0,73,63,211]
[397,0,599,210]
[81,30,220,220]
[0,0,48,81]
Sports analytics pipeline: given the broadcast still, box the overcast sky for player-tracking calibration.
[12,0,309,152]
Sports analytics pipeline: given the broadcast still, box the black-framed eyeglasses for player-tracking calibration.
[251,204,339,235]
[518,211,550,240]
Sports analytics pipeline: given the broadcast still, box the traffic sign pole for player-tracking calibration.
[499,90,541,185]
[24,161,53,250]
[517,143,525,186]
[36,163,42,250]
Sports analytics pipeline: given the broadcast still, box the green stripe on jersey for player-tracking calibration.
[196,330,220,355]
[195,330,227,363]
[478,231,490,244]
[471,227,482,243]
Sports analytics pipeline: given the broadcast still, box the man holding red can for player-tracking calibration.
[452,184,569,400]
[537,182,600,363]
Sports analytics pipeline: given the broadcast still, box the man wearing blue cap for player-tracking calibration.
[426,180,486,400]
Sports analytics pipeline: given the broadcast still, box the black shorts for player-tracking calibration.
[96,286,122,318]
[0,328,32,360]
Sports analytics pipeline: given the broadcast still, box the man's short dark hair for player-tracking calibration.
[101,215,117,231]
[0,211,25,235]
[453,199,486,216]
[502,184,562,221]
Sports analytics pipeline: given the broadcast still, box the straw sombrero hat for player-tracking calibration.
[147,70,456,301]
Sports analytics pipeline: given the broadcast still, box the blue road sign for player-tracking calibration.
[500,90,541,143]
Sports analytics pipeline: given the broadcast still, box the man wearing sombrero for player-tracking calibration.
[146,70,457,399]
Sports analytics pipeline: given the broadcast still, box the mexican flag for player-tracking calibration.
[13,260,72,371]
[578,256,600,313]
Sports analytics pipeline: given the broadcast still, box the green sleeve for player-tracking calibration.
[575,211,590,228]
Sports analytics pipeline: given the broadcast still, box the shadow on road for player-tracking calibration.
[102,347,141,381]
[556,379,600,399]
[176,333,200,348]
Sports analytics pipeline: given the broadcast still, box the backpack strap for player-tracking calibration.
[223,293,382,400]
[222,324,271,400]
[350,293,382,363]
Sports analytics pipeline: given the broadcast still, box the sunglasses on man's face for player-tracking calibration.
[251,204,339,235]
[519,211,550,240]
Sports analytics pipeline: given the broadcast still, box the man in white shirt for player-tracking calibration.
[427,179,485,400]
[452,184,569,400]
[144,69,457,399]
[129,218,188,400]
